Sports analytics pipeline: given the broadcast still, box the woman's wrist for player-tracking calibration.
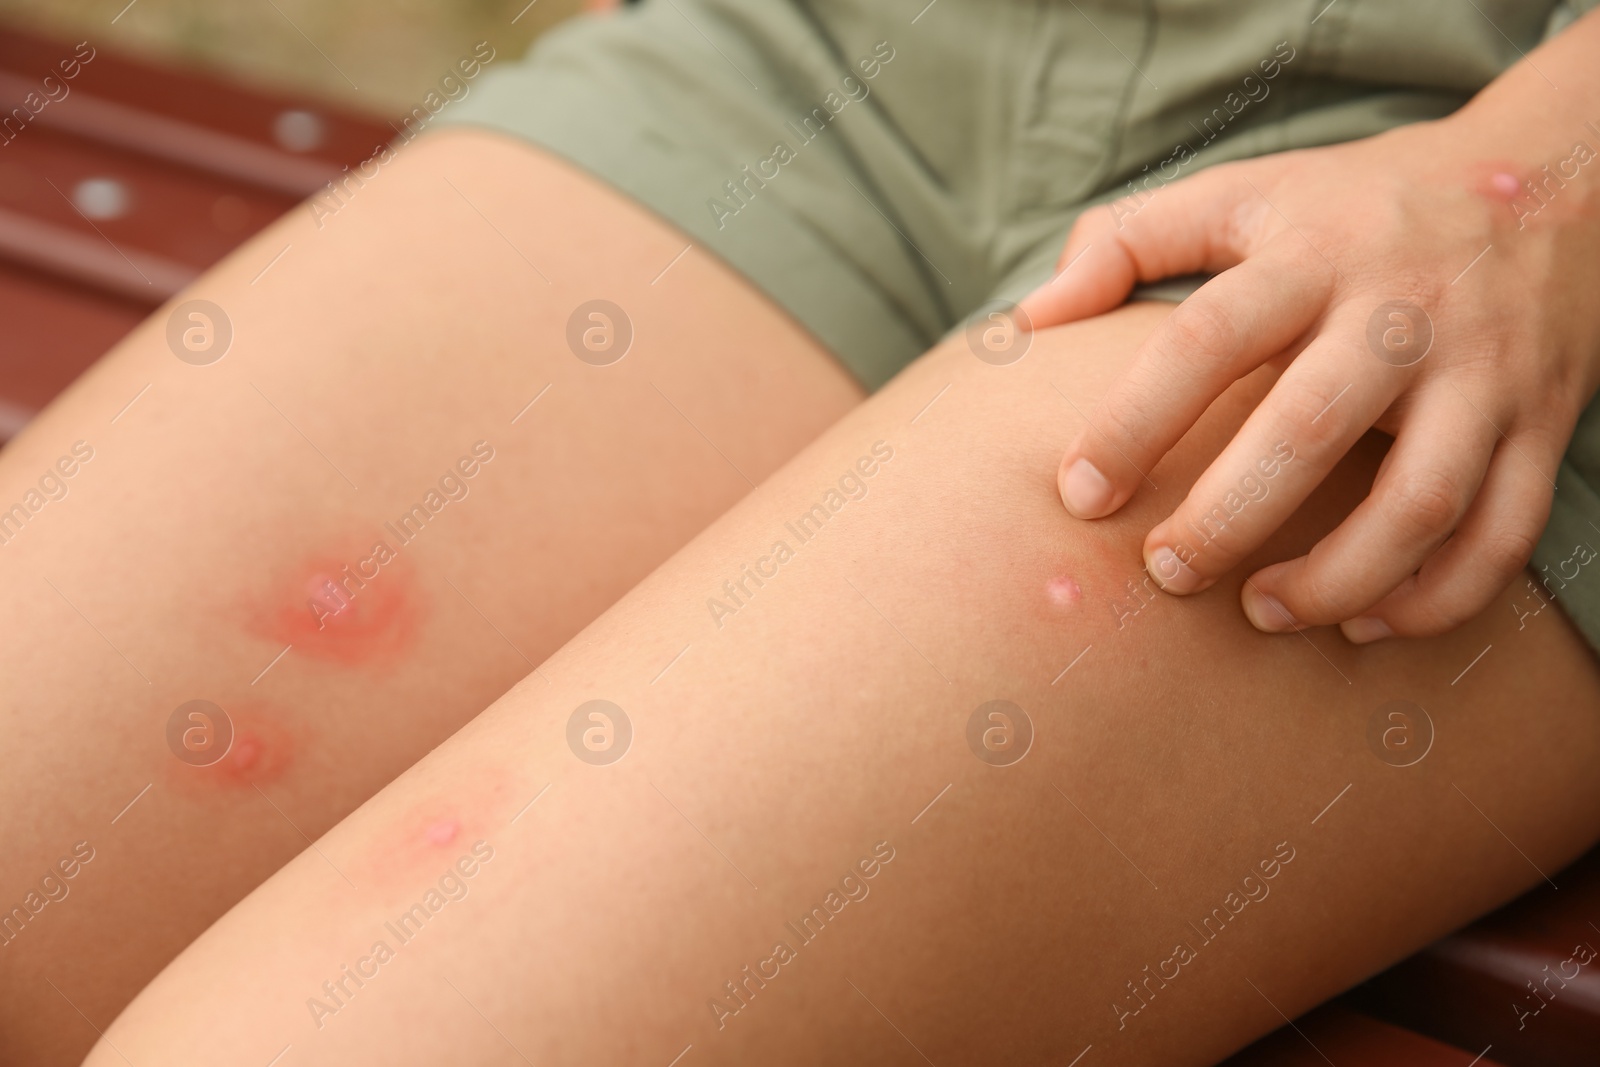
[1438,9,1600,393]
[1451,7,1600,173]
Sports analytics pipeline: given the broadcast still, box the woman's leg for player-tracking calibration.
[0,127,861,1066]
[88,302,1600,1066]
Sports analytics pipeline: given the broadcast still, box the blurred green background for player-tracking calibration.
[0,0,588,114]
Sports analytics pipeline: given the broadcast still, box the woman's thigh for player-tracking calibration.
[89,302,1600,1067]
[0,127,861,1066]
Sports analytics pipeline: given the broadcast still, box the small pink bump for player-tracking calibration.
[229,736,261,772]
[1047,576,1082,608]
[1489,172,1521,199]
[424,819,460,846]
[305,574,350,618]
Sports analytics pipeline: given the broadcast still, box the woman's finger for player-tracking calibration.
[1057,242,1333,519]
[1240,391,1500,630]
[1018,163,1260,328]
[1139,307,1402,596]
[1336,432,1562,641]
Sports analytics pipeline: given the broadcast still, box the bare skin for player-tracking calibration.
[0,128,861,1067]
[81,289,1600,1065]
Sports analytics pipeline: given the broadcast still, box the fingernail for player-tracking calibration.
[1243,587,1299,632]
[1341,616,1394,645]
[1061,458,1114,518]
[1148,546,1204,594]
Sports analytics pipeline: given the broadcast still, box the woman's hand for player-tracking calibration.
[1018,64,1600,643]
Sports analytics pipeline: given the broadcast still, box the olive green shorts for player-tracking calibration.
[443,0,1600,652]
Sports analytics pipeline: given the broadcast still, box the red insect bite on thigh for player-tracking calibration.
[1046,575,1082,609]
[353,773,518,888]
[1034,537,1146,637]
[162,700,299,795]
[209,728,287,786]
[252,545,422,667]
